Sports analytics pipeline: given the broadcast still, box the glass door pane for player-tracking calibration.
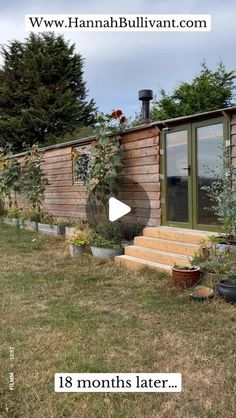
[166,130,189,223]
[196,123,223,225]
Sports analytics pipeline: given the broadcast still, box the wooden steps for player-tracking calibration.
[115,255,172,272]
[115,226,214,273]
[134,236,199,256]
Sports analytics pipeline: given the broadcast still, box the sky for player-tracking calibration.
[0,0,235,117]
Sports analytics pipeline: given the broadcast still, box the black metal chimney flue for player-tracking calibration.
[138,89,153,123]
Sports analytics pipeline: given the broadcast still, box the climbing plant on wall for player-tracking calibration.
[21,144,48,213]
[0,146,22,209]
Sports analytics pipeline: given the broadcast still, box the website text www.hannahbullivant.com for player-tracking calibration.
[25,14,211,32]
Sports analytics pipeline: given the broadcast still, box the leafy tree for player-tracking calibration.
[152,62,236,120]
[0,33,96,150]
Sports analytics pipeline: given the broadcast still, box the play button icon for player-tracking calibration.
[109,197,131,222]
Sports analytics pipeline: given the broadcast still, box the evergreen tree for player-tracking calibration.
[152,62,236,121]
[0,33,96,150]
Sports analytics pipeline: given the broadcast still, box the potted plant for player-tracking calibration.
[217,275,236,302]
[53,218,73,236]
[37,212,56,235]
[91,234,124,258]
[67,230,92,258]
[202,142,236,257]
[90,220,124,258]
[190,236,232,281]
[123,224,143,246]
[65,219,90,238]
[172,264,201,288]
[4,208,23,227]
[22,209,41,231]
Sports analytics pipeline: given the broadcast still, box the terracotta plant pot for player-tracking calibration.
[172,266,201,288]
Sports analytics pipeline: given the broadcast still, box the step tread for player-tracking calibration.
[144,226,215,236]
[115,255,172,271]
[127,245,191,260]
[135,236,200,248]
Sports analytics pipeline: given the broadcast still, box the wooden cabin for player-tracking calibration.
[17,106,236,271]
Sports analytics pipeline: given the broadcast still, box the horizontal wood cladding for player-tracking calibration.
[231,114,236,191]
[120,174,160,183]
[123,155,159,167]
[45,185,86,192]
[121,216,160,227]
[43,206,160,220]
[231,113,236,124]
[18,126,160,226]
[122,137,157,151]
[231,117,236,153]
[122,165,159,175]
[231,133,236,147]
[120,127,158,142]
[44,147,72,157]
[43,160,72,170]
[43,154,72,164]
[44,191,89,199]
[45,198,89,206]
[43,209,87,218]
[46,180,73,187]
[44,168,72,176]
[44,190,160,200]
[123,146,159,160]
[46,174,73,182]
[231,124,236,135]
[120,191,160,200]
[44,199,159,210]
[118,182,160,192]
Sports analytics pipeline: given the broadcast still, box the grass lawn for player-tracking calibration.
[0,221,236,418]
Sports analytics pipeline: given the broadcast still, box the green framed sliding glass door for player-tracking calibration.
[161,117,228,231]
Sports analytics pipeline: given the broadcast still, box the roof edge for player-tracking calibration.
[13,105,236,156]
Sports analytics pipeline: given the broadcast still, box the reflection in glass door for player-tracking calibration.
[195,123,224,227]
[166,129,190,224]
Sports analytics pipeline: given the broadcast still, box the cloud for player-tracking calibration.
[0,0,235,116]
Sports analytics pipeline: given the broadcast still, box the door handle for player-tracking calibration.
[183,165,191,175]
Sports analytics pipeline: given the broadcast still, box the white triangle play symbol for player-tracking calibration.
[109,197,131,222]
